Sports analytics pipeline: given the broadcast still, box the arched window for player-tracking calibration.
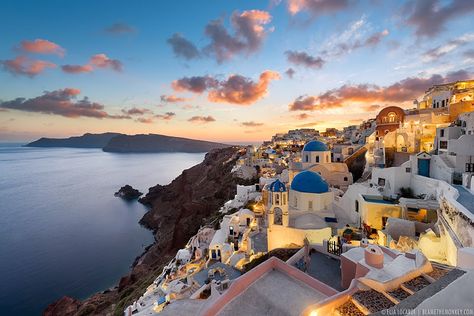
[387,112,397,123]
[282,194,286,205]
[275,193,280,205]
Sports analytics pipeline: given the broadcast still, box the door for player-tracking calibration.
[418,159,430,177]
[246,218,251,226]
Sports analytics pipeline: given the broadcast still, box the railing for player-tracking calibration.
[327,240,342,256]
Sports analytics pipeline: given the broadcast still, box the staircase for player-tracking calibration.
[438,154,455,169]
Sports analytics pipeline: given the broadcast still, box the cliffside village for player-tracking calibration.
[125,79,474,316]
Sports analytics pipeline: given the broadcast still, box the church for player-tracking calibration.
[289,140,353,190]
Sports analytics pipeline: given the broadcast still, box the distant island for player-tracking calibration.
[26,133,121,148]
[26,133,229,153]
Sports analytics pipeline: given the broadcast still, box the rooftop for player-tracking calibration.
[217,269,329,316]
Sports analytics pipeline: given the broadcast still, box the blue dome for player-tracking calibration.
[269,179,286,192]
[303,140,328,152]
[291,171,329,194]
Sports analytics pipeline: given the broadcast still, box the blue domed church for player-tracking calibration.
[266,169,335,250]
[289,140,353,191]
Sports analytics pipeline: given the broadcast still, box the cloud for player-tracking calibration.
[0,88,128,119]
[464,49,474,59]
[1,56,56,77]
[204,10,272,63]
[105,23,136,35]
[172,76,218,93]
[61,64,94,74]
[295,113,311,120]
[298,121,322,128]
[61,53,123,74]
[289,69,472,111]
[363,104,381,111]
[160,94,187,103]
[136,117,153,124]
[167,33,200,60]
[89,54,122,72]
[121,107,151,116]
[241,121,264,127]
[173,71,280,105]
[320,18,389,58]
[155,112,176,120]
[422,33,474,62]
[285,67,296,78]
[19,39,65,57]
[208,70,280,105]
[403,0,474,37]
[285,51,325,69]
[287,0,349,17]
[188,115,216,123]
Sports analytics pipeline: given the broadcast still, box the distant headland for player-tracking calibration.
[26,133,229,153]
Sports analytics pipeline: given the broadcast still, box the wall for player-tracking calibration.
[360,199,402,230]
[267,225,332,251]
[290,190,333,212]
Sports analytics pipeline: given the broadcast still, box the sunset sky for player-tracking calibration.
[1,0,474,142]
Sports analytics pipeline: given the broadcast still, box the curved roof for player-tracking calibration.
[303,140,328,152]
[269,179,286,192]
[291,170,329,193]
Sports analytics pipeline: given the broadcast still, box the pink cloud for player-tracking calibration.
[1,56,56,77]
[89,54,122,72]
[61,64,94,74]
[20,39,65,57]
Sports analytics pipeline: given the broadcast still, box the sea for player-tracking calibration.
[0,144,205,315]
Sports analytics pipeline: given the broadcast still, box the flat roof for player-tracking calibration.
[217,269,328,316]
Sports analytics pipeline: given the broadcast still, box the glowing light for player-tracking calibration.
[309,311,318,316]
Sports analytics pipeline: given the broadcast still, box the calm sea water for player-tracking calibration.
[0,145,205,315]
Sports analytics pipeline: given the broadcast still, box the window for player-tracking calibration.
[282,194,286,205]
[466,163,474,172]
[442,100,445,107]
[406,167,411,173]
[378,178,386,186]
[439,141,448,149]
[387,112,397,123]
[295,196,298,207]
[275,194,280,205]
[305,155,309,162]
[355,200,359,213]
[308,201,313,210]
[344,177,348,181]
[440,129,445,137]
[316,156,319,163]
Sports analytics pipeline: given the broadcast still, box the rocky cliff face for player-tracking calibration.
[44,147,242,316]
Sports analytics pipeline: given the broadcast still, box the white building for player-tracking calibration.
[289,140,353,190]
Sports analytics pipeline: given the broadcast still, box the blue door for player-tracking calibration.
[418,159,430,177]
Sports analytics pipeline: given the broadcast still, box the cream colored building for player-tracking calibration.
[266,172,333,250]
[289,140,353,190]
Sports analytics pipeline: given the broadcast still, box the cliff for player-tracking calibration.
[44,146,243,316]
[102,134,228,153]
[26,133,122,148]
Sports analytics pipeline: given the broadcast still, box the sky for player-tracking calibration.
[1,0,474,143]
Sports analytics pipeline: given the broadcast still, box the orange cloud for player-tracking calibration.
[288,0,349,16]
[289,70,472,111]
[1,56,56,77]
[207,70,280,105]
[20,39,65,57]
[0,88,129,119]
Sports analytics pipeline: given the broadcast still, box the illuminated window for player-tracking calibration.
[387,112,397,123]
